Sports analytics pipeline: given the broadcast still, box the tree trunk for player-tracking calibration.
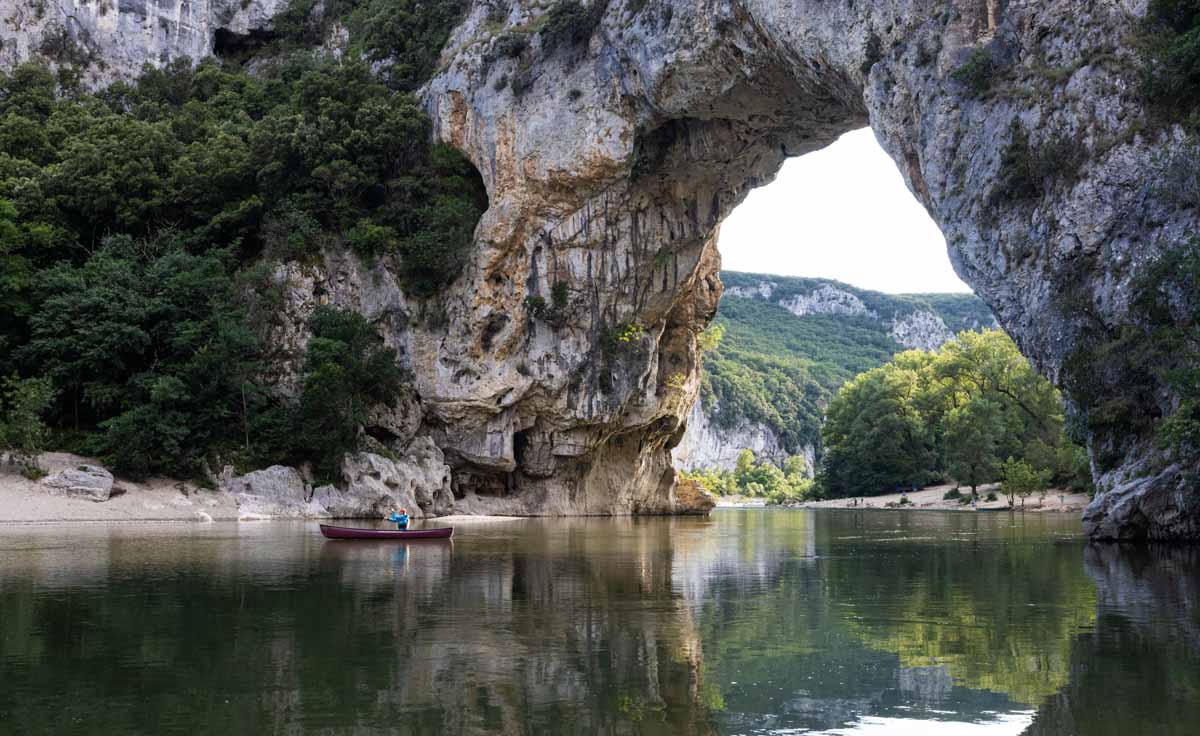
[241,383,250,452]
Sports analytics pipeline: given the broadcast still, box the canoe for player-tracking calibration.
[319,524,454,540]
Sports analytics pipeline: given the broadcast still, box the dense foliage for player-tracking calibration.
[1143,0,1200,115]
[288,307,409,482]
[0,374,54,477]
[818,330,1090,499]
[682,450,813,504]
[0,3,484,479]
[272,0,469,93]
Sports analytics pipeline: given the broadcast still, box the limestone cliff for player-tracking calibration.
[672,400,816,474]
[5,0,1200,537]
[728,277,987,351]
[0,0,287,87]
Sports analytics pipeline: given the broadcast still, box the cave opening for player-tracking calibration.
[212,27,277,63]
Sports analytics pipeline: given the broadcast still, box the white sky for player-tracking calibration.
[718,128,972,294]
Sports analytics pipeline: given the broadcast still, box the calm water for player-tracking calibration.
[0,510,1197,735]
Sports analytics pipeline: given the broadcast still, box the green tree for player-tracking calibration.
[294,307,407,481]
[817,329,1086,499]
[0,374,54,476]
[819,364,933,497]
[783,455,807,479]
[21,236,263,478]
[944,398,1003,495]
[735,449,756,478]
[1001,457,1051,508]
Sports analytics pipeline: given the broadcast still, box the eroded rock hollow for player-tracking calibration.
[5,0,1198,537]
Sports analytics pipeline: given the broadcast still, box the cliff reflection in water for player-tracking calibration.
[1021,545,1200,736]
[2,511,1198,736]
[0,519,719,735]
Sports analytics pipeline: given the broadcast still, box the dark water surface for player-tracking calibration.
[1,510,1197,735]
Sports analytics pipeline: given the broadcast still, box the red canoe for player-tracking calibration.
[319,524,454,540]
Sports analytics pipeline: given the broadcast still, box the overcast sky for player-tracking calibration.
[717,128,972,294]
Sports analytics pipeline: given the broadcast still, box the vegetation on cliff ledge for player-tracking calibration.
[1143,0,1200,116]
[1063,240,1200,478]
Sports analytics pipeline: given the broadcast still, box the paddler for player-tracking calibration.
[386,507,410,531]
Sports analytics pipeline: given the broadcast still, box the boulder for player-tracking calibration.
[317,437,454,518]
[674,477,717,516]
[220,465,325,519]
[40,465,114,502]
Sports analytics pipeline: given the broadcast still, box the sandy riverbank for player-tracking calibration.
[715,482,1090,512]
[3,453,1090,524]
[0,453,238,524]
[798,482,1091,512]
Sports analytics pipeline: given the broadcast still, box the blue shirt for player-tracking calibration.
[387,512,409,529]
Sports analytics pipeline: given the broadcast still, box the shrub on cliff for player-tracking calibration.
[991,120,1086,205]
[272,0,470,92]
[1064,240,1200,477]
[291,308,408,482]
[1143,0,1200,113]
[540,0,608,55]
[952,48,997,98]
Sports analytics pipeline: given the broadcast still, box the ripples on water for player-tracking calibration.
[0,510,1196,735]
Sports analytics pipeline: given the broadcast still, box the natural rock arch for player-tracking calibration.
[2,0,1194,539]
[420,0,1196,539]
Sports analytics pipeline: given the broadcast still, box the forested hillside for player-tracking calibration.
[0,0,482,481]
[678,271,996,470]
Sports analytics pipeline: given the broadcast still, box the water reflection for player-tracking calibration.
[0,512,1197,735]
[690,510,1086,734]
[0,520,718,735]
[1020,545,1200,736]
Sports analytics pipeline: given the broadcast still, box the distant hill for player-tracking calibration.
[673,271,996,473]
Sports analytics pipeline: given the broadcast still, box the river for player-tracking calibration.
[0,510,1196,735]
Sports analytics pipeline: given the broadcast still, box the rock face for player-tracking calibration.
[40,465,113,502]
[6,0,1199,534]
[779,285,873,320]
[318,439,455,519]
[672,400,815,475]
[720,277,991,351]
[220,465,325,519]
[888,310,956,352]
[0,0,288,88]
[1082,453,1199,541]
[221,438,455,519]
